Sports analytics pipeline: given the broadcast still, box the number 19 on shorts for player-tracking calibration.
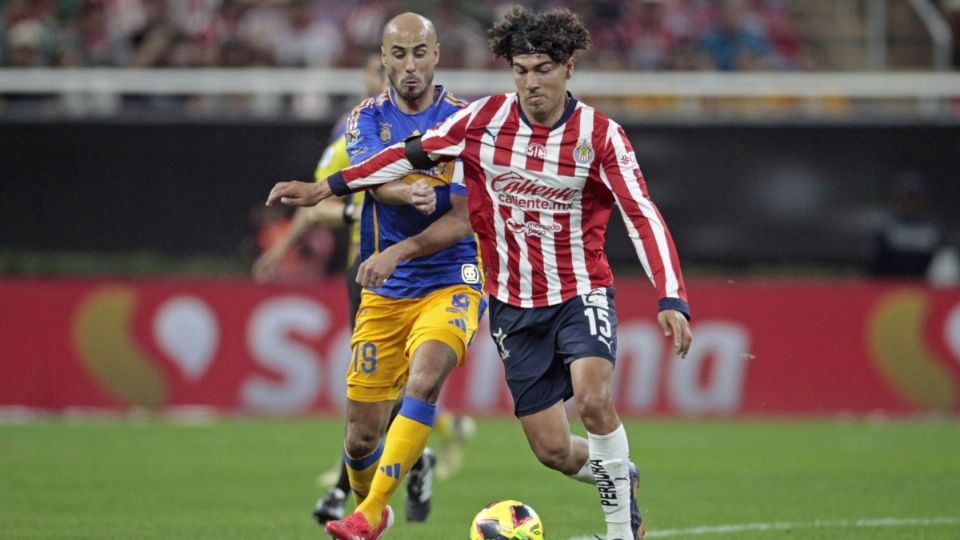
[351,342,378,374]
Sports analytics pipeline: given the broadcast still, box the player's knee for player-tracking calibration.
[404,376,444,403]
[530,439,571,471]
[575,390,616,432]
[344,424,381,458]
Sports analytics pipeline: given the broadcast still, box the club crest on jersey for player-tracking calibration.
[379,122,392,143]
[525,143,546,159]
[573,139,594,164]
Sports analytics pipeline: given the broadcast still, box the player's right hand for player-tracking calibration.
[266,180,331,207]
[409,179,436,215]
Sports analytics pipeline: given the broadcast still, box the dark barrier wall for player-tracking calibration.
[2,120,957,266]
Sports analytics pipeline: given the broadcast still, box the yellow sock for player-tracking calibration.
[343,441,383,507]
[356,396,435,526]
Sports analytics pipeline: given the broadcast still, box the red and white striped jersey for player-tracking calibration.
[330,93,688,314]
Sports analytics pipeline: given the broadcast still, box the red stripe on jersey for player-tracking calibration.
[580,170,616,291]
[524,126,549,173]
[523,210,547,302]
[421,113,471,156]
[551,212,573,301]
[596,123,681,302]
[460,97,506,301]
[341,144,406,185]
[556,108,582,177]
[493,107,520,168]
[497,202,520,305]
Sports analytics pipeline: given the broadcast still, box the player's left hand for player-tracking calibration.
[408,179,436,215]
[356,248,402,289]
[658,309,692,358]
[266,180,331,207]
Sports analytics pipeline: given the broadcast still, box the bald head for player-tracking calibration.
[383,12,437,46]
[381,12,439,112]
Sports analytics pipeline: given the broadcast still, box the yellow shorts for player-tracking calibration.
[347,285,482,402]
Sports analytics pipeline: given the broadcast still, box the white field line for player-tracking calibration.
[566,516,959,539]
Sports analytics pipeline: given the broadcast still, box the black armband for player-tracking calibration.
[405,136,437,170]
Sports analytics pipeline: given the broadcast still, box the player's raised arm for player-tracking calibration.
[325,101,481,197]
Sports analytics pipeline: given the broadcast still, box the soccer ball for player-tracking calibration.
[468,499,544,540]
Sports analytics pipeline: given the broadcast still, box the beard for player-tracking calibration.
[390,72,433,101]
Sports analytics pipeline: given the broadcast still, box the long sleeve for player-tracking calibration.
[327,98,489,196]
[597,121,690,318]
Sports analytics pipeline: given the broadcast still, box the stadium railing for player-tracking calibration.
[1,69,958,121]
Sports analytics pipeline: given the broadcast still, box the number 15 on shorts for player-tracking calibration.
[584,307,612,338]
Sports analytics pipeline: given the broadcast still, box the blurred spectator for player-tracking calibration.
[0,0,809,71]
[58,0,131,67]
[941,0,960,68]
[271,0,342,67]
[0,0,838,119]
[624,0,680,71]
[869,171,944,279]
[4,19,55,66]
[126,0,177,68]
[700,0,774,71]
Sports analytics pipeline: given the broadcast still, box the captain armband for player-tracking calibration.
[404,136,438,170]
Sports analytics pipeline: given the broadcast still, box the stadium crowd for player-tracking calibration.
[1,0,806,71]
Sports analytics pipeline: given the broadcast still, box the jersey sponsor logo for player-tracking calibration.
[461,263,481,284]
[345,128,361,144]
[525,143,546,159]
[620,152,637,167]
[581,288,609,309]
[573,139,594,164]
[506,218,563,237]
[589,459,621,507]
[379,122,392,143]
[491,171,576,211]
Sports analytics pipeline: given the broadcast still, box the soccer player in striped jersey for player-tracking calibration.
[267,7,692,540]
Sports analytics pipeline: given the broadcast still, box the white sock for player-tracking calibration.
[568,457,596,484]
[588,424,632,540]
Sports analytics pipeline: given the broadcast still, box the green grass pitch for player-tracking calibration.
[1,416,958,539]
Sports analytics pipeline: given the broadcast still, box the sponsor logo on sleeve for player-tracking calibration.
[345,128,361,145]
[461,264,481,284]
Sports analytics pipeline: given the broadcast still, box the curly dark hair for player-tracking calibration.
[488,5,592,64]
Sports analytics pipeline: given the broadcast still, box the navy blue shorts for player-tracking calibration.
[488,288,618,417]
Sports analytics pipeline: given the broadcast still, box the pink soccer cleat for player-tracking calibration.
[324,506,394,540]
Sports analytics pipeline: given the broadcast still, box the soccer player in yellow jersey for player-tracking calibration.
[253,53,441,527]
[263,14,484,540]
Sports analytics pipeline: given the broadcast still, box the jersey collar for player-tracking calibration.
[516,91,578,130]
